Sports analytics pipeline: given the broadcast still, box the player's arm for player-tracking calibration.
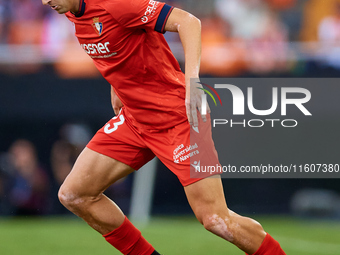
[164,8,207,127]
[110,86,123,115]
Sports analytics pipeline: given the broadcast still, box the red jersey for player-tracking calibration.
[66,0,187,130]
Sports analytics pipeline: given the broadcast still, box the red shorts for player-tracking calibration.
[87,107,220,186]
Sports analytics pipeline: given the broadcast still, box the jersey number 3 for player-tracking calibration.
[104,115,125,134]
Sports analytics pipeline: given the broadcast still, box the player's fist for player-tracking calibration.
[186,78,210,127]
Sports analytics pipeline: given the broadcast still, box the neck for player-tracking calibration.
[71,0,81,14]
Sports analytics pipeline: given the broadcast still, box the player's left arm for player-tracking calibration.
[110,86,123,116]
[164,8,208,127]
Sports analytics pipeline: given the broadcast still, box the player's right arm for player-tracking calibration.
[111,87,123,115]
[164,8,206,127]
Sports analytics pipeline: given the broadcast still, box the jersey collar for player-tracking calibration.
[73,0,86,17]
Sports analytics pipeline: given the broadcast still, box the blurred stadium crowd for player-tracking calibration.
[1,0,340,217]
[1,0,340,76]
[0,124,132,216]
[0,124,89,215]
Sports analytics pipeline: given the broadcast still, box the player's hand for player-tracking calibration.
[111,87,123,115]
[186,79,211,127]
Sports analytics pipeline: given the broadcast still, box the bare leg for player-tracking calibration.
[184,176,266,254]
[58,147,134,235]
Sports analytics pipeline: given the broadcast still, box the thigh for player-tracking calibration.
[62,109,154,196]
[184,176,228,223]
[61,147,135,197]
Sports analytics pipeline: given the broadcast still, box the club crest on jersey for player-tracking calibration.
[92,17,103,36]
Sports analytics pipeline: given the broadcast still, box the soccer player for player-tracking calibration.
[42,0,286,254]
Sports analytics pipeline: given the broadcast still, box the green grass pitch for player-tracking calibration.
[0,216,339,254]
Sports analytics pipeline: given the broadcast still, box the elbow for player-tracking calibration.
[190,14,201,30]
[179,13,201,34]
[195,16,201,27]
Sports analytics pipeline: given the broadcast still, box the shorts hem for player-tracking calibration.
[86,144,138,171]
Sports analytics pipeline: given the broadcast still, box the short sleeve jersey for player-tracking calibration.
[66,0,187,130]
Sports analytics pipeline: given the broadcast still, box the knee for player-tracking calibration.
[201,214,235,242]
[58,184,86,211]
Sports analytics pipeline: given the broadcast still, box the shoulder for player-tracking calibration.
[99,0,133,10]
